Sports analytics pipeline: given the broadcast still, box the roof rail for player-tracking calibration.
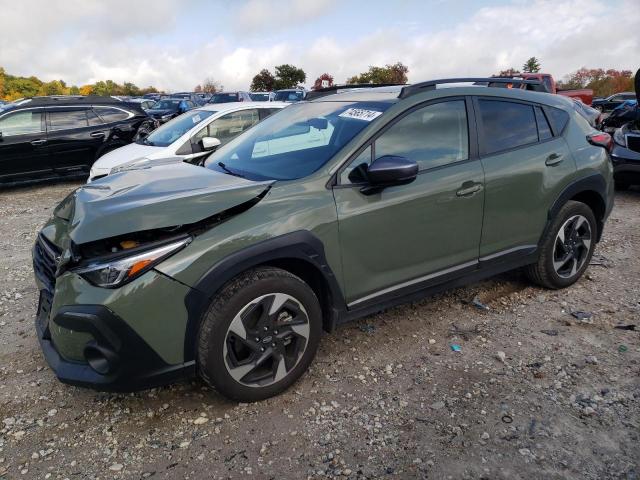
[398,77,547,99]
[20,95,125,106]
[306,83,405,101]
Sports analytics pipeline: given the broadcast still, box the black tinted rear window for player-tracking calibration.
[49,109,88,130]
[94,107,130,123]
[478,99,538,155]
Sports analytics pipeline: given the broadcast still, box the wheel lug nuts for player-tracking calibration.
[274,330,278,334]
[255,337,260,342]
[271,343,276,347]
[263,326,269,331]
[260,347,265,352]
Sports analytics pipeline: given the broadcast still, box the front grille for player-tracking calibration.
[627,134,640,153]
[33,235,60,292]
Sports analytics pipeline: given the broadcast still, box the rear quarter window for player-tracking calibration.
[544,107,570,135]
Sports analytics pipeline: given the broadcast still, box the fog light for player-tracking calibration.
[84,342,119,375]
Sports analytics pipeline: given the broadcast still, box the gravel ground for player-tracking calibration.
[0,182,639,480]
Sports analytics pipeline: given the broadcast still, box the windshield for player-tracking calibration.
[209,93,239,103]
[274,91,304,102]
[142,110,215,147]
[151,100,181,110]
[206,101,391,181]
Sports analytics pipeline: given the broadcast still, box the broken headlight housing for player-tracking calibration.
[72,238,190,288]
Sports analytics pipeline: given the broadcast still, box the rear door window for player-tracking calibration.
[48,109,89,131]
[478,99,538,155]
[94,107,131,123]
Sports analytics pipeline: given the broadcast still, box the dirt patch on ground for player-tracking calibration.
[0,182,638,479]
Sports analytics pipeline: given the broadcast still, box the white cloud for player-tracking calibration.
[0,0,638,92]
[236,0,338,33]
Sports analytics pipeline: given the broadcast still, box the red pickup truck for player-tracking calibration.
[515,73,593,105]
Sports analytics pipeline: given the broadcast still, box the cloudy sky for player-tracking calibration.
[1,0,639,91]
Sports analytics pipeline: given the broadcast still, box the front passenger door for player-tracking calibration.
[0,108,50,182]
[333,98,485,306]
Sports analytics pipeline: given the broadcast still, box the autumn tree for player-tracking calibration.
[250,69,276,91]
[346,62,409,85]
[522,57,541,73]
[202,77,221,93]
[558,68,634,97]
[194,84,203,93]
[79,85,93,96]
[498,68,520,77]
[313,73,334,90]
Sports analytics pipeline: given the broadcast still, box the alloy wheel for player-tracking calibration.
[223,293,310,388]
[552,214,592,279]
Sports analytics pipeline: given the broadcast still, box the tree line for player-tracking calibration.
[3,59,634,102]
[0,67,159,101]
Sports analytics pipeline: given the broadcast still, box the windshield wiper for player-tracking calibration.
[217,162,245,178]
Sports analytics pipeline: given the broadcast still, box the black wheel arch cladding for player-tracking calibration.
[182,230,346,362]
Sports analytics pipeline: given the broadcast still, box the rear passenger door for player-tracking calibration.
[46,108,106,174]
[475,98,574,260]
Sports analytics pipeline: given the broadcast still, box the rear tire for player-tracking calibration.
[525,201,596,289]
[197,267,322,402]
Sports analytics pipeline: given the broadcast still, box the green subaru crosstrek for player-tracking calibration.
[33,79,615,401]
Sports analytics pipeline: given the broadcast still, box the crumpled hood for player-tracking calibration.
[57,162,273,245]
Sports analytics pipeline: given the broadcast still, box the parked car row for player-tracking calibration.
[31,77,616,403]
[89,102,287,181]
[0,95,153,185]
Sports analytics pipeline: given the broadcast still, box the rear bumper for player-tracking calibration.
[36,303,195,391]
[611,144,640,184]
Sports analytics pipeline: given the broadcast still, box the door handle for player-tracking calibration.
[545,153,564,166]
[90,131,106,138]
[30,139,47,146]
[456,183,483,197]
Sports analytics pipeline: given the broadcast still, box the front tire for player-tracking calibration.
[197,267,322,402]
[525,201,596,289]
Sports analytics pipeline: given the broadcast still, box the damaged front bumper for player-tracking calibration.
[33,235,202,391]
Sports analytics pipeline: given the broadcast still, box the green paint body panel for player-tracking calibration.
[35,84,614,379]
[333,160,484,302]
[49,270,190,365]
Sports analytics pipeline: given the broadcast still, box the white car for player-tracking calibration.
[89,102,288,181]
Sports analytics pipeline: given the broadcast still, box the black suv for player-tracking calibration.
[0,96,151,186]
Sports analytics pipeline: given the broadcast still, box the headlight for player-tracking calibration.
[613,128,626,147]
[72,238,190,288]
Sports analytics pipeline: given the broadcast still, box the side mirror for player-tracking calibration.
[361,155,418,195]
[201,136,221,151]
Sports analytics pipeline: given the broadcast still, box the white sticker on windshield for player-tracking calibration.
[192,114,201,124]
[339,108,383,122]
